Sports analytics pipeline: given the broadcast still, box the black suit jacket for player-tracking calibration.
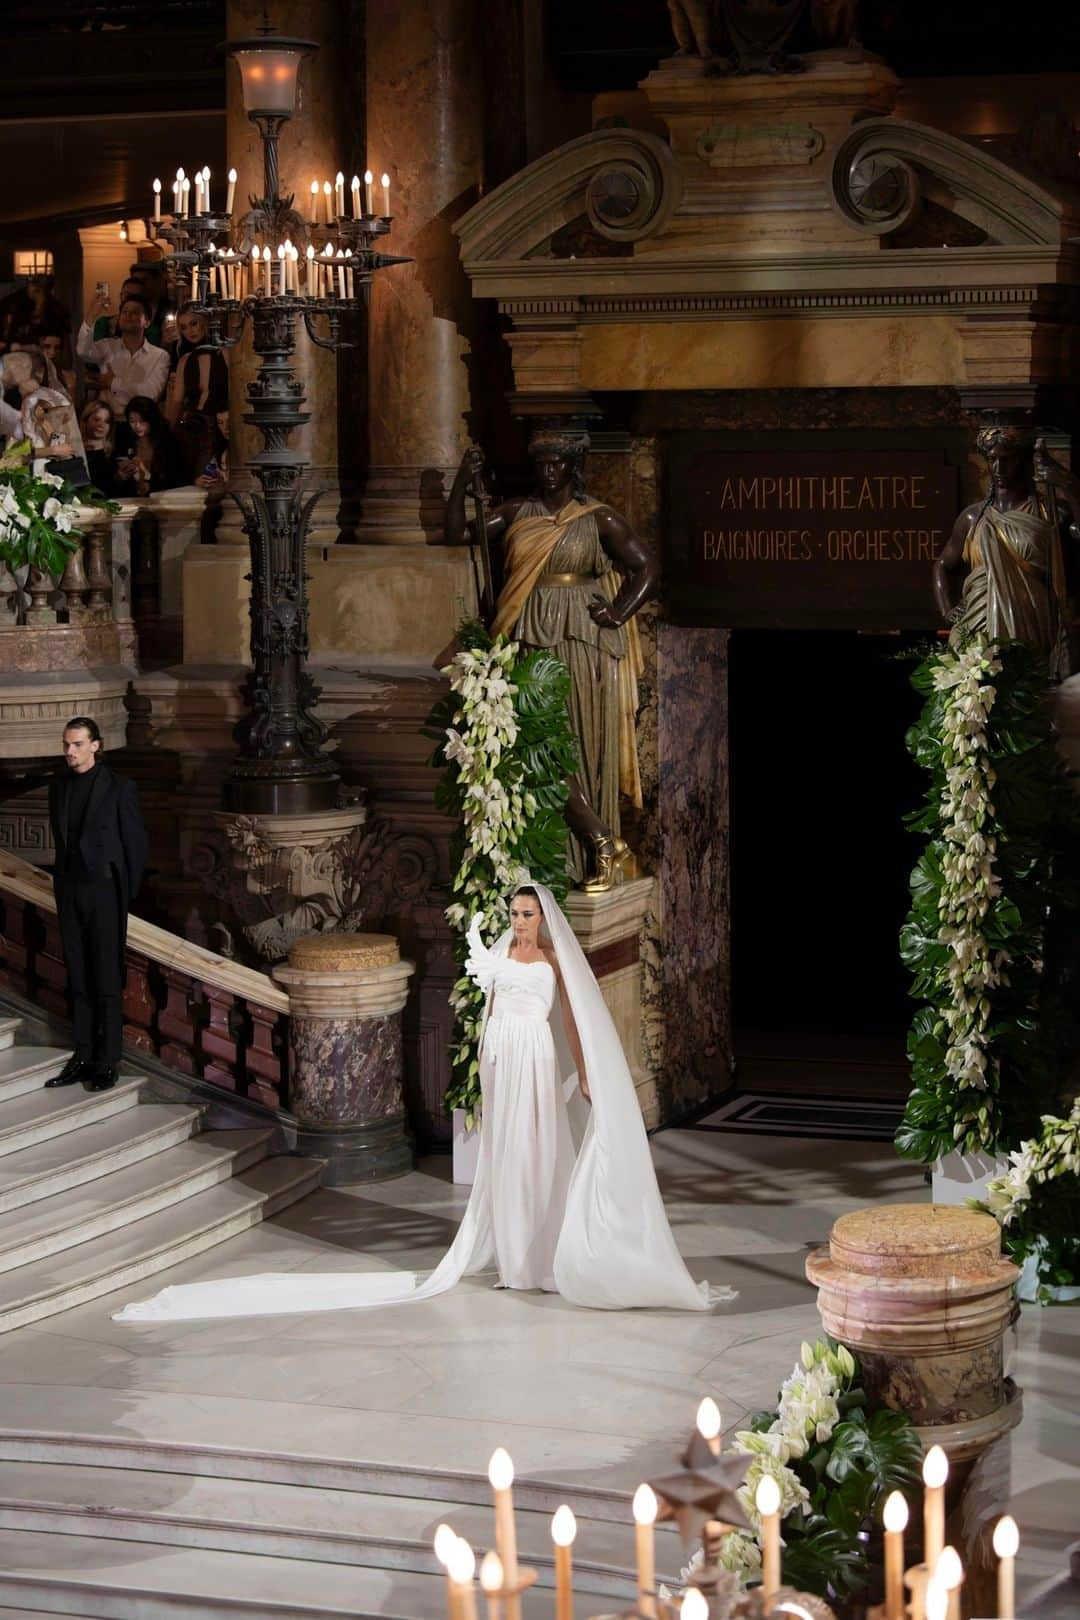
[49,763,147,909]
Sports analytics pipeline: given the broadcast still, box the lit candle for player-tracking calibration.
[172,180,179,212]
[309,179,320,223]
[335,171,345,219]
[448,1538,478,1620]
[696,1397,721,1456]
[202,165,212,212]
[479,1551,503,1620]
[993,1515,1018,1619]
[182,177,191,217]
[382,170,391,215]
[152,178,161,221]
[263,245,272,298]
[351,173,361,218]
[882,1491,908,1620]
[336,251,346,301]
[322,179,332,224]
[756,1474,782,1602]
[551,1506,575,1620]
[434,1524,458,1620]
[633,1484,657,1620]
[924,1576,947,1620]
[175,166,185,194]
[488,1450,518,1594]
[681,1589,708,1620]
[922,1446,948,1574]
[194,172,203,214]
[249,243,259,298]
[364,167,374,214]
[226,167,237,216]
[936,1547,962,1620]
[277,243,287,296]
[305,243,315,293]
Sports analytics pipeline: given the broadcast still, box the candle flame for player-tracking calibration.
[922,1445,948,1489]
[993,1515,1019,1559]
[632,1483,658,1526]
[381,171,390,186]
[335,170,344,185]
[364,168,374,184]
[448,1538,476,1585]
[552,1505,577,1547]
[479,1551,504,1593]
[883,1491,909,1534]
[153,178,161,193]
[351,174,361,189]
[696,1396,721,1442]
[202,165,211,180]
[228,167,238,183]
[306,244,315,259]
[310,180,319,194]
[176,167,185,182]
[433,1523,457,1567]
[755,1475,782,1518]
[936,1547,963,1590]
[681,1589,708,1620]
[488,1447,514,1491]
[925,1577,948,1620]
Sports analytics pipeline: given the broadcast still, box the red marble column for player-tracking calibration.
[358,0,484,543]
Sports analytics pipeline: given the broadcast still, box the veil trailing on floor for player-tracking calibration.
[114,881,732,1322]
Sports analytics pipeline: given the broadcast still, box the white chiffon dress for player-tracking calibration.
[114,882,736,1321]
[479,953,574,1291]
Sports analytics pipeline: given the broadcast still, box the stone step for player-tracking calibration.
[0,1049,71,1104]
[0,1018,21,1051]
[0,1131,274,1275]
[0,1462,651,1598]
[0,1529,487,1619]
[0,1103,204,1216]
[0,1155,324,1335]
[0,1081,142,1161]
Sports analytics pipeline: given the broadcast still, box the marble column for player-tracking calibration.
[359,0,483,544]
[273,931,415,1182]
[220,0,353,548]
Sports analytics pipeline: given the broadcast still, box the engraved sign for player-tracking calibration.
[665,432,965,630]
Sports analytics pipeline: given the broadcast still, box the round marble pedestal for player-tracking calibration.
[273,932,415,1184]
[806,1204,1021,1463]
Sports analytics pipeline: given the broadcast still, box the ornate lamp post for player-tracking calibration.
[152,17,406,813]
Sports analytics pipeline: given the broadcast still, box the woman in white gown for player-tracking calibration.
[115,882,734,1321]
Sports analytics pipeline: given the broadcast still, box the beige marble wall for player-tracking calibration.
[182,544,477,666]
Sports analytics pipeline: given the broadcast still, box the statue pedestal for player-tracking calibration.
[273,932,415,1184]
[807,1204,1022,1465]
[564,876,658,1125]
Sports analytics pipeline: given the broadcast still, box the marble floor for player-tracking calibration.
[0,1125,1076,1615]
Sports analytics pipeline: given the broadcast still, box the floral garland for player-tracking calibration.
[897,634,1080,1165]
[426,621,578,1124]
[972,1098,1080,1300]
[666,1340,921,1603]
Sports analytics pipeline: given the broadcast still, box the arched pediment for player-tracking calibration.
[455,128,682,264]
[828,118,1080,246]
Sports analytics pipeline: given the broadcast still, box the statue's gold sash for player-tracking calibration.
[491,499,643,807]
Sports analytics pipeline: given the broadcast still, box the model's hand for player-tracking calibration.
[588,596,620,629]
[579,1075,591,1103]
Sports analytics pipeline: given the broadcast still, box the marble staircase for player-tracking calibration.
[0,1440,657,1618]
[0,1018,322,1337]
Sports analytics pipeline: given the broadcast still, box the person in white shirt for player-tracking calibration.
[76,292,170,419]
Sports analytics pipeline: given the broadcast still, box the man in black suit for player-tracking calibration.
[46,717,147,1092]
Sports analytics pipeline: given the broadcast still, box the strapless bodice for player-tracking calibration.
[490,956,556,1021]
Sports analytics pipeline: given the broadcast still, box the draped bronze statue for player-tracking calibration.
[445,430,657,891]
[934,425,1080,678]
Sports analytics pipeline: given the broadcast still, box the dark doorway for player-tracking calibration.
[729,630,926,1105]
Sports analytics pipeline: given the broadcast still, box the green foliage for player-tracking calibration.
[897,637,1080,1163]
[429,622,579,1121]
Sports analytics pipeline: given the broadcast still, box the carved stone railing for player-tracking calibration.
[0,500,140,672]
[0,849,289,1110]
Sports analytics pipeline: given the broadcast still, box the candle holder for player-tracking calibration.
[144,17,408,812]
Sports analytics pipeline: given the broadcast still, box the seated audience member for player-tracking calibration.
[113,395,185,495]
[80,399,118,494]
[77,292,170,419]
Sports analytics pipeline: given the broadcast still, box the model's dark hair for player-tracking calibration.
[512,884,543,908]
[64,715,102,743]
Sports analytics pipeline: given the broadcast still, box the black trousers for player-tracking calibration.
[57,872,123,1067]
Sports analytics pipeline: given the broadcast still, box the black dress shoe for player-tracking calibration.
[85,1066,118,1092]
[45,1055,92,1088]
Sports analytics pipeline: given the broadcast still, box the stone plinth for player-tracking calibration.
[806,1204,1021,1463]
[564,876,658,1125]
[273,931,415,1184]
[148,487,208,622]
